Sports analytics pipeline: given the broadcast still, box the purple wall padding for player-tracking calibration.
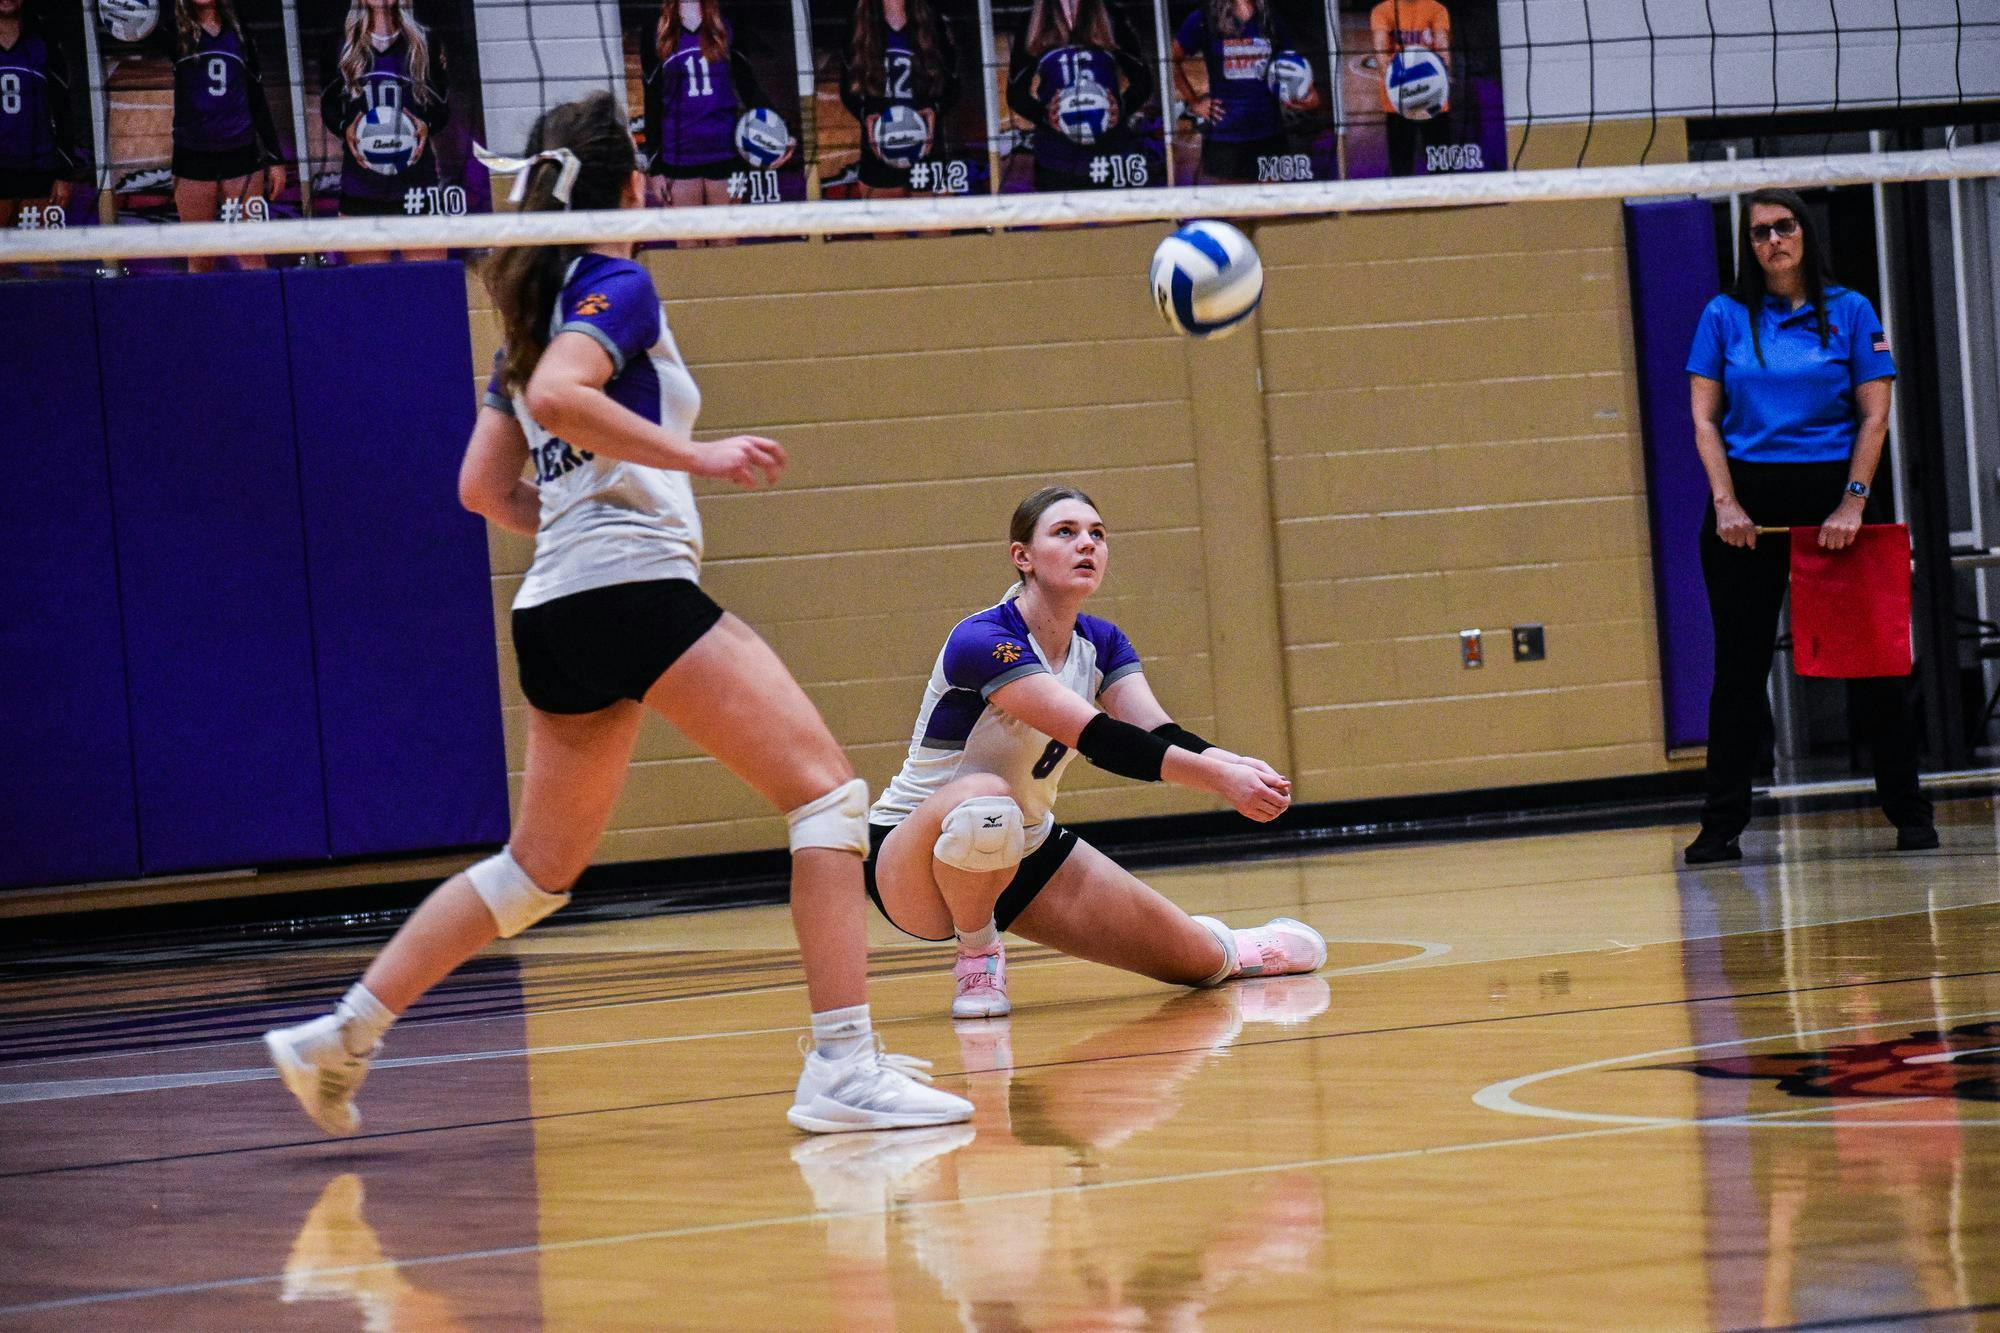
[284,262,508,855]
[1624,200,1720,750]
[0,281,142,889]
[96,274,331,874]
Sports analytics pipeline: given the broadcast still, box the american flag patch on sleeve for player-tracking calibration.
[1872,331,1890,353]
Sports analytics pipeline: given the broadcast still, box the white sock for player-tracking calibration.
[335,983,396,1056]
[811,1003,872,1060]
[955,919,1000,954]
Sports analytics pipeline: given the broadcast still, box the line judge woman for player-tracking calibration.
[1684,187,1936,865]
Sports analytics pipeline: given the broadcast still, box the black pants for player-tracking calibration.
[1699,459,1931,835]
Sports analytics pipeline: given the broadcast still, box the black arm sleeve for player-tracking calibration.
[242,40,286,163]
[1077,712,1173,782]
[421,43,451,131]
[1005,28,1042,125]
[837,41,866,118]
[1151,722,1213,754]
[729,46,771,110]
[319,44,348,137]
[1108,8,1153,120]
[931,16,961,110]
[44,46,85,176]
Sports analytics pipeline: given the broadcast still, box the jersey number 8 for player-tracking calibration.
[1031,739,1068,779]
[0,73,20,116]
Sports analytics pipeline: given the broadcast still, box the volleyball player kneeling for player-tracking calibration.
[867,486,1326,1021]
[263,92,969,1138]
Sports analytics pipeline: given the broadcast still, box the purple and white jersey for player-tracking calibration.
[1032,44,1120,174]
[482,255,705,609]
[1175,9,1282,143]
[0,32,74,174]
[647,29,740,168]
[174,26,257,151]
[871,592,1144,843]
[320,33,449,200]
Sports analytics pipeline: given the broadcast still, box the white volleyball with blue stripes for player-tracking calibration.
[734,108,792,168]
[1385,47,1448,120]
[1266,51,1314,108]
[871,104,932,166]
[1054,80,1115,145]
[1149,220,1263,339]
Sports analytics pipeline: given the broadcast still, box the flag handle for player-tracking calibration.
[1755,526,1793,535]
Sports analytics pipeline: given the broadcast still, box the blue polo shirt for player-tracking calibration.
[1686,286,1896,463]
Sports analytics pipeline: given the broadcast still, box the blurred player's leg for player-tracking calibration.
[646,614,973,1131]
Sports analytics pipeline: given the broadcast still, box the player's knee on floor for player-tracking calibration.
[467,847,570,938]
[935,794,1026,873]
[787,776,870,855]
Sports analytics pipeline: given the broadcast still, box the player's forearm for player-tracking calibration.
[1693,421,1737,504]
[527,383,701,472]
[1160,745,1235,796]
[484,481,540,537]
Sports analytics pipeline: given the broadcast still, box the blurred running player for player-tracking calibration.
[867,485,1326,1021]
[171,0,286,271]
[1171,0,1319,183]
[1006,0,1152,192]
[643,0,785,214]
[0,0,84,230]
[264,91,972,1140]
[839,0,957,198]
[319,0,450,261]
[1370,0,1448,176]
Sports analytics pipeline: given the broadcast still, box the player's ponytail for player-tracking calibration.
[482,92,638,395]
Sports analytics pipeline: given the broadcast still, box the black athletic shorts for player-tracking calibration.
[653,157,736,182]
[172,141,266,182]
[863,819,1080,942]
[857,147,920,190]
[1199,134,1286,183]
[511,578,725,715]
[0,168,56,199]
[337,190,427,218]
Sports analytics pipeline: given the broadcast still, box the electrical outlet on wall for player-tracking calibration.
[1513,624,1546,662]
[1460,629,1483,668]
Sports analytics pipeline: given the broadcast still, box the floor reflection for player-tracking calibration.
[792,978,1331,1330]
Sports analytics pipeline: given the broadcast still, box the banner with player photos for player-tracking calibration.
[1,0,96,238]
[808,0,990,201]
[91,0,302,232]
[1334,0,1503,179]
[989,0,1166,193]
[618,0,808,217]
[1163,0,1334,185]
[295,0,491,221]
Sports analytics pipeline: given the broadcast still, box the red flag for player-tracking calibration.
[1789,524,1912,678]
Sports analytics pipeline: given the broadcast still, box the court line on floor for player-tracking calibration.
[0,935,1444,1079]
[10,964,1994,1183]
[0,1095,1898,1317]
[1474,1007,2000,1130]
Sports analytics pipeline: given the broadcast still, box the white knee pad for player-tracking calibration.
[935,795,1026,873]
[787,777,870,855]
[466,848,569,939]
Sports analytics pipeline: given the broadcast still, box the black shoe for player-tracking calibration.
[1895,824,1940,851]
[1684,832,1743,865]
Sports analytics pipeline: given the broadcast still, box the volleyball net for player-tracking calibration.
[0,0,1994,263]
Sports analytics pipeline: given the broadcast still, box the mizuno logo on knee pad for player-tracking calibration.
[936,795,1026,873]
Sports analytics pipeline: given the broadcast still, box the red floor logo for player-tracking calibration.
[1664,1021,2000,1102]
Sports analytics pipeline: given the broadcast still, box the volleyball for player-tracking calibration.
[1266,52,1314,108]
[734,108,792,169]
[354,106,420,176]
[98,0,160,43]
[871,105,932,167]
[1149,220,1263,339]
[1053,80,1115,146]
[1385,47,1449,120]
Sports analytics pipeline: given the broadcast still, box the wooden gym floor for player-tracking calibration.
[3,790,1999,1330]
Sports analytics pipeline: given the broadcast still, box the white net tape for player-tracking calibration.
[3,141,1996,263]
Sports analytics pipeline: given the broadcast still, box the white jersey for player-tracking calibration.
[482,254,704,609]
[871,593,1144,849]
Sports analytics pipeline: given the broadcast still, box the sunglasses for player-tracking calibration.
[1749,217,1801,244]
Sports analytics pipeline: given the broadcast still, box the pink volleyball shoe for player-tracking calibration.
[950,944,1010,1019]
[1230,918,1328,978]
